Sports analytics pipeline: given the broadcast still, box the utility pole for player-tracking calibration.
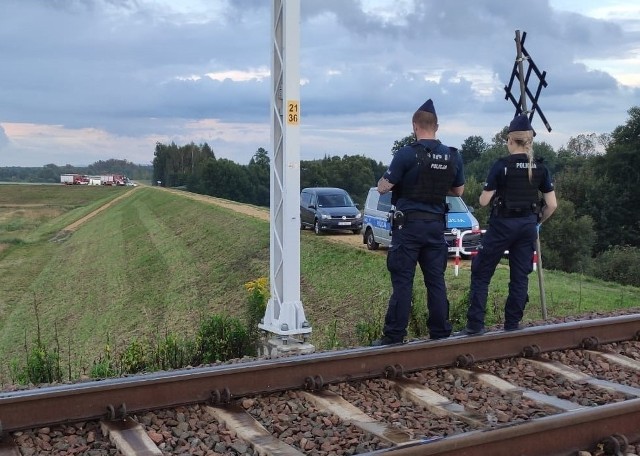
[259,0,313,355]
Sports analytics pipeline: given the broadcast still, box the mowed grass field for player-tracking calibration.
[1,183,639,382]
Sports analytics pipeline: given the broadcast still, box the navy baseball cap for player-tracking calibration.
[508,114,533,132]
[417,99,436,115]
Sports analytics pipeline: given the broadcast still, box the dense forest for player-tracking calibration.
[150,106,640,285]
[2,107,638,285]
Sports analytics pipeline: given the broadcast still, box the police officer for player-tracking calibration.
[458,114,557,335]
[373,98,465,345]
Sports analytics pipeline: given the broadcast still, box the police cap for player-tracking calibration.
[417,98,436,115]
[508,114,533,132]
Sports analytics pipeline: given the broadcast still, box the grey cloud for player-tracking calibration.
[155,77,270,120]
[0,0,270,128]
[300,66,480,117]
[547,64,619,95]
[300,0,632,84]
[0,0,638,166]
[3,0,632,125]
[303,0,386,34]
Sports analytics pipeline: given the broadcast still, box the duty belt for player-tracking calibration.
[497,208,535,218]
[405,211,444,222]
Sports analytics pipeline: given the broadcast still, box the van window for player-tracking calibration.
[318,193,352,208]
[377,192,392,212]
[300,192,311,207]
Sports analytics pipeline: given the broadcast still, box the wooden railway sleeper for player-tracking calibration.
[106,403,127,421]
[211,387,232,405]
[581,336,600,350]
[304,375,324,391]
[384,364,405,379]
[600,433,629,456]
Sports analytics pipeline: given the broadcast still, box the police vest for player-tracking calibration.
[495,155,545,213]
[401,143,456,205]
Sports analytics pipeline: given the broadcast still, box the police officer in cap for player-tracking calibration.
[458,114,557,335]
[373,98,465,345]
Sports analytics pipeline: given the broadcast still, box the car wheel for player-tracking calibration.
[365,228,379,250]
[314,220,322,235]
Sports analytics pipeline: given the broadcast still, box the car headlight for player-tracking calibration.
[355,212,362,219]
[472,223,480,230]
[321,213,331,220]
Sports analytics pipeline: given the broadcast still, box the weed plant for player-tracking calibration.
[12,284,265,383]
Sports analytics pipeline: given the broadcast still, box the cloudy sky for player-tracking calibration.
[0,0,639,167]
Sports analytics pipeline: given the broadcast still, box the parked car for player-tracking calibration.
[300,187,363,235]
[362,187,481,253]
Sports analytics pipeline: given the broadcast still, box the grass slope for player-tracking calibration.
[0,185,639,381]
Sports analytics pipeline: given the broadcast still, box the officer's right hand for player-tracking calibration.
[536,223,541,234]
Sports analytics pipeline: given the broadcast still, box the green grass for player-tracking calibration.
[446,265,640,328]
[0,184,129,243]
[0,187,271,380]
[0,184,639,383]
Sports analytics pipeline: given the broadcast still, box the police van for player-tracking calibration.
[362,187,481,253]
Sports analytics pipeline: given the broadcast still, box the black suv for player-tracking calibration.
[300,187,362,234]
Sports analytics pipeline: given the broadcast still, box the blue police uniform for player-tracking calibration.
[378,101,465,342]
[466,118,554,333]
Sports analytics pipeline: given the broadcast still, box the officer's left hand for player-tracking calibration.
[536,223,541,234]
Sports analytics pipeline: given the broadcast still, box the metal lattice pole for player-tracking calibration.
[259,0,312,338]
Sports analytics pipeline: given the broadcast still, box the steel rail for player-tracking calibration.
[363,397,640,456]
[1,314,639,432]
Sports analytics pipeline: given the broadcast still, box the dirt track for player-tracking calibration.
[162,188,373,252]
[54,187,140,242]
[163,188,270,222]
[64,189,138,232]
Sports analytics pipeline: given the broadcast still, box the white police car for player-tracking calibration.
[362,187,481,253]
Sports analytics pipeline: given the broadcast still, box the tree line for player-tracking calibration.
[0,159,153,183]
[151,142,386,209]
[152,106,640,286]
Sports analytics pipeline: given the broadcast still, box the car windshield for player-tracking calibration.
[447,197,468,213]
[318,193,353,207]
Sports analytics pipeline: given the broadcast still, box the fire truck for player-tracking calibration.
[100,174,127,186]
[60,174,89,185]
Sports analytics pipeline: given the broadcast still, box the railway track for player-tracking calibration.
[1,313,639,455]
